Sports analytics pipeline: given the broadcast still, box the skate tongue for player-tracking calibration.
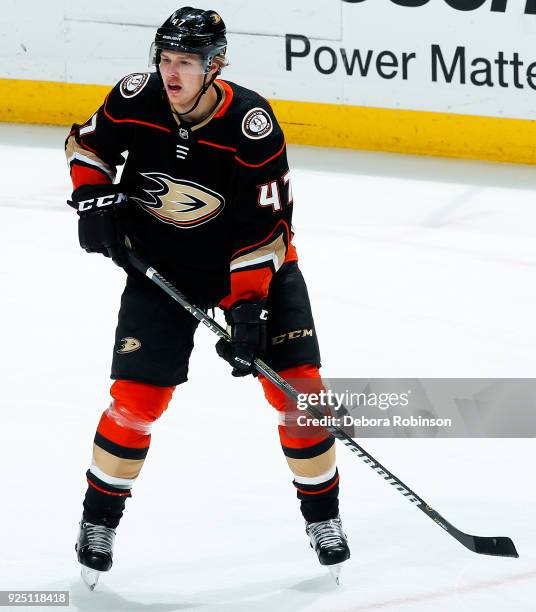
[80,566,100,591]
[328,563,343,586]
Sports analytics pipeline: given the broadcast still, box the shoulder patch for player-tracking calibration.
[241,107,273,140]
[120,73,151,99]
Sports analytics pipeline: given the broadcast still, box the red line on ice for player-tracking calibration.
[344,569,536,611]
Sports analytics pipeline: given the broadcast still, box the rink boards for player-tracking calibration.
[1,0,536,163]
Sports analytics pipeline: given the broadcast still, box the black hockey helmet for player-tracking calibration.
[149,7,227,74]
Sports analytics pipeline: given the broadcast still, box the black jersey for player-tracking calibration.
[66,72,296,307]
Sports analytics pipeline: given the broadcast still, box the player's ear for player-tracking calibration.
[209,61,219,77]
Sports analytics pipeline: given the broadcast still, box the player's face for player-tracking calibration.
[159,51,215,108]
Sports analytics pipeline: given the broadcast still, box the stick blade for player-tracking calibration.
[470,535,519,558]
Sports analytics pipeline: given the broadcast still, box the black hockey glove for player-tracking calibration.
[216,301,268,377]
[70,185,129,268]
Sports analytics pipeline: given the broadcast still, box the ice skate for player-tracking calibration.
[75,519,116,591]
[306,515,350,585]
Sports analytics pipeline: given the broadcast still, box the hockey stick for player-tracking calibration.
[127,251,519,559]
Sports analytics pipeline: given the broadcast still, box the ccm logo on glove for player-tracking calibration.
[77,192,128,212]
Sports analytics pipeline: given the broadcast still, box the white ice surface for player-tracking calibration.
[0,124,535,611]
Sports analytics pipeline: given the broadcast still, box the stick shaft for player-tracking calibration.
[126,252,518,558]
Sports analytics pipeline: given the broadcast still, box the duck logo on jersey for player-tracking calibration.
[117,337,142,354]
[131,172,225,228]
[120,73,150,98]
[242,108,273,139]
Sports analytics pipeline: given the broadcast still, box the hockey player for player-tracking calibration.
[65,7,350,589]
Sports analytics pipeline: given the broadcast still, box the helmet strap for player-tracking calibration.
[172,70,218,119]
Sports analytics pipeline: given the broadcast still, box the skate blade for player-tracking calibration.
[80,566,100,591]
[328,563,343,586]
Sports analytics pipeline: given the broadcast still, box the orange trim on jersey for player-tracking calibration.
[230,219,290,260]
[103,93,172,133]
[285,241,298,263]
[197,137,286,164]
[87,478,131,497]
[198,139,237,153]
[235,140,286,168]
[219,220,291,308]
[295,475,340,495]
[214,80,234,118]
[71,165,112,190]
[219,267,273,309]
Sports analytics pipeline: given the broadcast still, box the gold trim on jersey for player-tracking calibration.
[65,134,116,180]
[230,232,287,273]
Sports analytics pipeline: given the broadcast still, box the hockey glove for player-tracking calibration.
[70,185,129,268]
[216,301,268,377]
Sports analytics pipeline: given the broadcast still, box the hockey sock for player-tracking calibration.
[282,436,340,522]
[259,364,341,522]
[83,471,130,528]
[294,468,340,523]
[81,380,175,527]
